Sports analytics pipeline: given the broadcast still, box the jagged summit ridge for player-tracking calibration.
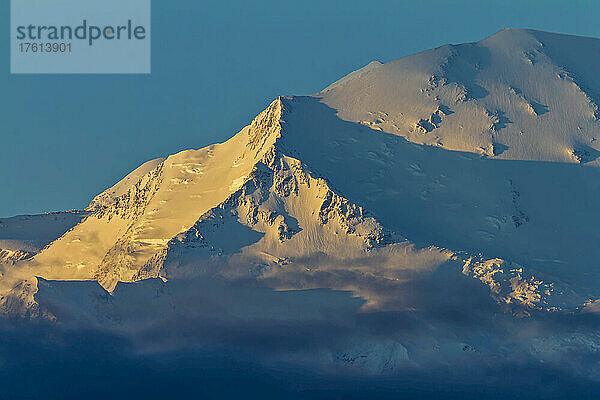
[2,30,600,321]
[1,95,410,313]
[24,97,287,293]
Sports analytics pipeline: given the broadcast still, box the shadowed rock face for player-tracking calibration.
[2,29,600,387]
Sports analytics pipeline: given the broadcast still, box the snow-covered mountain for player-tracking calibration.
[2,28,600,377]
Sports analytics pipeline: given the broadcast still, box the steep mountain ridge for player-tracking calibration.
[1,99,285,298]
[87,157,166,212]
[2,29,600,322]
[1,97,453,316]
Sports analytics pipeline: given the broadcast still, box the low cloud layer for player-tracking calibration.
[1,268,598,399]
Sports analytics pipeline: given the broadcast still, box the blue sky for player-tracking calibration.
[3,0,600,217]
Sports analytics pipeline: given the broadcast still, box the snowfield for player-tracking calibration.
[2,29,600,387]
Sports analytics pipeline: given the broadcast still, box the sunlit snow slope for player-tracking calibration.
[2,28,600,321]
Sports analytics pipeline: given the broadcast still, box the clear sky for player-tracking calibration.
[2,0,600,217]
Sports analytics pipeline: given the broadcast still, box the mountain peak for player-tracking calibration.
[478,27,545,48]
[317,28,600,163]
[245,96,285,154]
[3,29,600,323]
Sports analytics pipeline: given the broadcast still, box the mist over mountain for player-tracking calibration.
[2,29,600,397]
